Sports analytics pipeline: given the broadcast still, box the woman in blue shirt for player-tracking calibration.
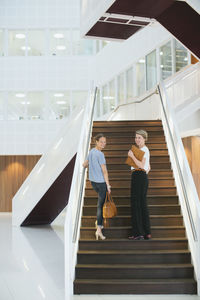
[83,133,111,240]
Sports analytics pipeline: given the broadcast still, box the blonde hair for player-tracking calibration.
[135,129,148,141]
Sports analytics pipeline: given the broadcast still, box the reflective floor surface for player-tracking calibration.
[1,213,200,300]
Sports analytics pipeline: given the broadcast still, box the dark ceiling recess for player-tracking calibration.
[107,0,174,18]
[87,21,142,40]
[85,0,200,59]
[157,1,200,59]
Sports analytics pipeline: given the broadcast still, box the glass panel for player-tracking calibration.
[136,58,145,96]
[0,92,4,120]
[7,92,27,120]
[146,50,157,90]
[50,30,71,56]
[117,73,125,105]
[8,30,26,56]
[72,29,94,55]
[126,67,133,102]
[26,92,45,120]
[95,89,101,118]
[160,41,172,80]
[0,30,4,56]
[175,40,188,72]
[27,30,45,56]
[109,79,115,111]
[102,85,109,115]
[49,92,70,120]
[72,90,88,110]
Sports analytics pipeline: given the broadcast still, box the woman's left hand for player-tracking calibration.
[128,150,134,159]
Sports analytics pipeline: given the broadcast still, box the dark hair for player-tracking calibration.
[93,133,105,142]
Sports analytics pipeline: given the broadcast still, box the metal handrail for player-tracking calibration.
[107,88,158,120]
[157,84,197,241]
[72,87,98,243]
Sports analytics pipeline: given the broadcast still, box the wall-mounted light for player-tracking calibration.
[56,101,66,104]
[138,59,145,63]
[21,46,31,51]
[21,101,30,105]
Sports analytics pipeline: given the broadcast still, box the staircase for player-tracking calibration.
[74,120,197,294]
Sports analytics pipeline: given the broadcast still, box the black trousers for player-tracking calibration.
[91,181,107,226]
[130,171,151,236]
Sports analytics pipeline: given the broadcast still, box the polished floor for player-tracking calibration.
[1,213,200,300]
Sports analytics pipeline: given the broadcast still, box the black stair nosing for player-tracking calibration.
[74,278,196,284]
[80,226,185,230]
[85,194,178,198]
[86,177,174,181]
[82,214,183,219]
[83,204,180,208]
[85,186,177,189]
[76,263,193,269]
[78,249,190,255]
[79,237,188,242]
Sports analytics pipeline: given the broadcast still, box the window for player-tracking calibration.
[146,50,157,90]
[49,92,70,120]
[8,30,26,56]
[72,90,88,110]
[0,30,4,56]
[26,92,45,120]
[95,89,101,118]
[117,73,125,105]
[7,92,27,120]
[72,29,93,55]
[108,79,115,111]
[126,67,133,102]
[102,85,109,115]
[27,31,45,56]
[136,58,146,96]
[50,30,71,56]
[160,41,172,80]
[175,40,188,72]
[0,92,4,120]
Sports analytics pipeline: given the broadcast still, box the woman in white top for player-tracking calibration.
[127,129,151,240]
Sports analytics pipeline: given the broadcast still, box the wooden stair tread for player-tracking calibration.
[76,263,193,269]
[80,237,188,241]
[83,204,180,208]
[82,215,182,219]
[75,278,195,284]
[78,250,190,254]
[81,226,185,230]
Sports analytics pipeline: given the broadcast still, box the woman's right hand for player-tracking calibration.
[107,184,111,194]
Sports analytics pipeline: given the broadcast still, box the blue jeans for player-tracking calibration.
[91,181,107,226]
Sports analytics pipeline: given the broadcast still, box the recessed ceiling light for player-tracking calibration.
[54,33,64,39]
[21,101,30,105]
[21,46,31,51]
[16,33,26,39]
[160,51,163,56]
[54,93,64,97]
[139,59,145,63]
[184,57,188,61]
[16,93,26,98]
[103,96,114,100]
[56,45,66,50]
[160,65,164,69]
[56,101,66,104]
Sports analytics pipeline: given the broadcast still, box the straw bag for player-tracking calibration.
[103,192,117,219]
[125,145,145,168]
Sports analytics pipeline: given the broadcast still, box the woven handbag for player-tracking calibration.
[103,192,117,219]
[125,145,145,168]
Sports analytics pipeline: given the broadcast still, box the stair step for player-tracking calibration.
[91,142,167,149]
[81,215,183,227]
[77,249,191,264]
[93,120,162,126]
[85,186,177,196]
[86,178,175,188]
[75,263,194,279]
[84,195,179,205]
[79,238,188,250]
[106,162,171,170]
[106,169,173,178]
[92,131,164,137]
[74,278,197,294]
[83,204,180,215]
[80,226,185,239]
[100,136,166,143]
